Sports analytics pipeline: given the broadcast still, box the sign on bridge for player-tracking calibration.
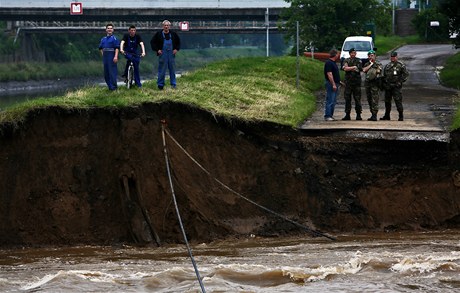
[70,2,83,15]
[179,21,189,31]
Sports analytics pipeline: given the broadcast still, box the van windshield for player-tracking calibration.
[343,41,371,51]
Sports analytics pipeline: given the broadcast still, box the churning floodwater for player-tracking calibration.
[1,230,459,292]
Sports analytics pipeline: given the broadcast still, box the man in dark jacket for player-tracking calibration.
[150,20,181,90]
[341,48,363,120]
[120,25,146,88]
[323,49,341,121]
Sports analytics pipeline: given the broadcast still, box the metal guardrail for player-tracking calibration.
[0,7,283,22]
[14,20,279,28]
[2,7,285,34]
[12,20,283,34]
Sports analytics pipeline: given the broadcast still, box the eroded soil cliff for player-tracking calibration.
[0,102,459,246]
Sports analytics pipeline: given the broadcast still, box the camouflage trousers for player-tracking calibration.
[384,85,403,113]
[343,83,362,114]
[365,82,380,115]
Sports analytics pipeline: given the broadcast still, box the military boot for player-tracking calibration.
[368,114,377,121]
[380,111,391,120]
[342,113,351,120]
[398,111,404,121]
[380,103,391,120]
[356,113,362,120]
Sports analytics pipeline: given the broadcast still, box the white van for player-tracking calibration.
[340,36,376,66]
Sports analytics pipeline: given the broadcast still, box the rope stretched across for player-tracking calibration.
[161,122,207,293]
[162,127,336,241]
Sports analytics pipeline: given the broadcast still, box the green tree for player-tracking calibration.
[411,8,450,41]
[438,0,459,35]
[280,0,391,52]
[0,22,20,56]
[33,34,100,62]
[0,36,19,55]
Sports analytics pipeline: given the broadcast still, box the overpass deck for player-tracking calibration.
[1,7,285,33]
[13,20,282,34]
[0,7,283,22]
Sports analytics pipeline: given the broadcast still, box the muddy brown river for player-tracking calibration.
[1,231,460,292]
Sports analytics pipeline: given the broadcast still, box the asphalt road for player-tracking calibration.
[299,44,459,141]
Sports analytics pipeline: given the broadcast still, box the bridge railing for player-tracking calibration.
[10,20,282,32]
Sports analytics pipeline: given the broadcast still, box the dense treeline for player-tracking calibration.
[280,0,458,53]
[281,0,392,52]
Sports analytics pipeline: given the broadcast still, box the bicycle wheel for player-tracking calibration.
[127,63,134,89]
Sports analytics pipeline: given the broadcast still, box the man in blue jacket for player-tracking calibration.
[150,20,181,90]
[98,23,119,91]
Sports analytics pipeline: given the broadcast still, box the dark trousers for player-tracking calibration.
[343,83,362,114]
[384,86,403,113]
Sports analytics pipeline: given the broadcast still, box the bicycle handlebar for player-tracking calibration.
[121,52,143,58]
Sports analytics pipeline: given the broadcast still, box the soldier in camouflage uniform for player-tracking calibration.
[362,50,382,121]
[381,51,409,121]
[341,48,363,120]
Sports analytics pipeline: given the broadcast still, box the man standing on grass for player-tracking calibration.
[150,20,181,90]
[99,23,119,91]
[120,25,146,88]
[324,49,341,121]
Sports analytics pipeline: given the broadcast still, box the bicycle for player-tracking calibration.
[123,53,139,89]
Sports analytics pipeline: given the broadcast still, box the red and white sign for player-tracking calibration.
[179,21,189,31]
[70,2,83,15]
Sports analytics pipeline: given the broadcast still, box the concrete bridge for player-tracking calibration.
[0,7,285,34]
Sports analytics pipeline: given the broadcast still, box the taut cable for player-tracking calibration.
[161,120,206,293]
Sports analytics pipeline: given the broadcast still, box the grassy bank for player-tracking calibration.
[440,52,460,90]
[454,109,460,131]
[2,45,458,131]
[439,51,460,130]
[0,56,324,127]
[374,35,421,55]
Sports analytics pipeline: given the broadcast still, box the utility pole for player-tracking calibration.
[266,8,269,57]
[296,21,299,88]
[392,0,395,35]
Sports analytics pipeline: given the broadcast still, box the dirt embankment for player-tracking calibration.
[0,102,459,247]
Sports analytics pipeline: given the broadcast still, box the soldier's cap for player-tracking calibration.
[367,50,375,55]
[391,51,398,57]
[348,48,356,53]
